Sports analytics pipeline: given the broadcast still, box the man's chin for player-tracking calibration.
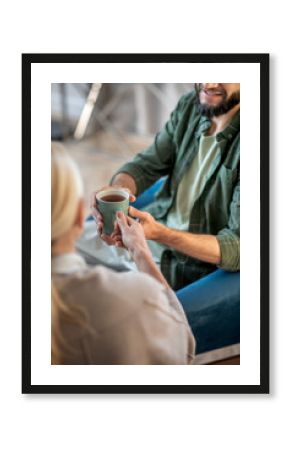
[197,92,240,118]
[199,91,224,105]
[200,100,223,109]
[198,104,225,119]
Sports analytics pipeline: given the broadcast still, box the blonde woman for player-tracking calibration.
[51,143,195,364]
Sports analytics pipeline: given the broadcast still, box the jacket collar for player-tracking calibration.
[196,109,240,142]
[51,252,87,275]
[217,109,240,142]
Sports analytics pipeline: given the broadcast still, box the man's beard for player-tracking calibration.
[194,83,240,118]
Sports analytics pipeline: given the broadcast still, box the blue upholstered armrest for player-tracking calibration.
[131,177,166,209]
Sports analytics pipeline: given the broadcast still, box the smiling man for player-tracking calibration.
[77,83,240,353]
[197,83,240,119]
[91,83,240,289]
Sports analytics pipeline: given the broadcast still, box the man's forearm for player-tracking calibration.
[111,172,137,195]
[156,224,221,265]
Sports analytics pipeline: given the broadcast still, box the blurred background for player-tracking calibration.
[51,83,193,214]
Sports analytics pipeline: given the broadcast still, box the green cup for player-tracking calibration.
[96,189,130,235]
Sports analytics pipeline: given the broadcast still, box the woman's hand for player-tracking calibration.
[114,211,170,289]
[114,211,151,259]
[90,186,136,245]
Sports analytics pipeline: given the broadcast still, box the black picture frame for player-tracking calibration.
[22,53,269,394]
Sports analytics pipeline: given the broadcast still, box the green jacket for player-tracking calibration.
[115,90,240,290]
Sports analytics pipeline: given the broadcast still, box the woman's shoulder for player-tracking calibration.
[87,266,187,327]
[60,264,164,297]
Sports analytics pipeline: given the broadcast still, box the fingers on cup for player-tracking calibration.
[90,191,99,210]
[116,211,127,228]
[101,234,115,246]
[126,215,135,226]
[92,207,103,223]
[111,228,121,240]
[128,206,141,218]
[97,223,103,235]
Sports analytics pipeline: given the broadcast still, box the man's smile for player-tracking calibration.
[200,88,225,103]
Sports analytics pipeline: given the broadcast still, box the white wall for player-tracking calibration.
[1,1,288,450]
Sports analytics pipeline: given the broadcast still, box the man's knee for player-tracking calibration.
[176,270,240,353]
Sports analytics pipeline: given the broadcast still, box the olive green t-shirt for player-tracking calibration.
[166,133,219,231]
[148,133,220,263]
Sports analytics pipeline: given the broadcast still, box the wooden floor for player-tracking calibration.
[64,130,152,216]
[209,356,240,365]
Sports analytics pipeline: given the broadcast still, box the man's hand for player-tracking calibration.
[90,186,136,245]
[127,206,163,240]
[111,206,162,247]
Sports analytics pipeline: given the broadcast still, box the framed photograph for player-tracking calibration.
[22,53,269,394]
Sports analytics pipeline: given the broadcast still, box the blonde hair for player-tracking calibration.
[51,142,83,242]
[51,142,85,364]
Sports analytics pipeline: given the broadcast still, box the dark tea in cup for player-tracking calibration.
[100,194,127,203]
